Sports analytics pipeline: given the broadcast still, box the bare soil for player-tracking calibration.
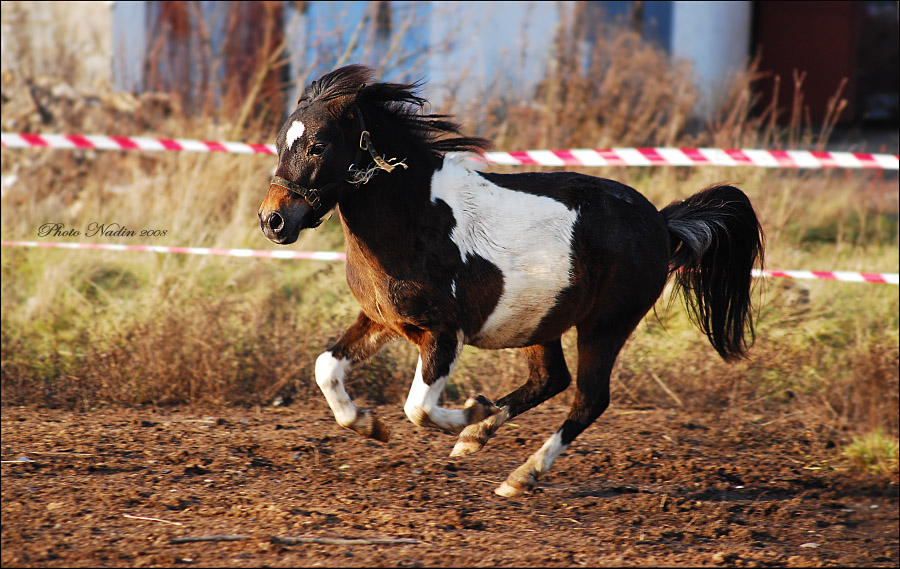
[2,401,897,567]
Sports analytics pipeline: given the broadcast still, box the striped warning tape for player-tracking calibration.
[0,133,275,155]
[481,148,899,170]
[752,269,898,285]
[2,132,897,170]
[2,241,896,284]
[0,241,346,261]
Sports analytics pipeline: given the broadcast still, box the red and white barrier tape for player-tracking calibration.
[481,148,899,170]
[0,133,275,155]
[0,241,346,261]
[751,268,898,285]
[2,241,896,284]
[2,132,897,170]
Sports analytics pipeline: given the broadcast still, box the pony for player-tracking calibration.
[258,65,764,497]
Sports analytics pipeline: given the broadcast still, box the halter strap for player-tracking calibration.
[269,175,333,210]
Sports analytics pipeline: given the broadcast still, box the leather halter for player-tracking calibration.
[269,104,406,214]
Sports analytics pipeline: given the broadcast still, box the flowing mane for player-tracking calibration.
[299,64,491,159]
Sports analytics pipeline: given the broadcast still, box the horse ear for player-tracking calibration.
[324,94,357,122]
[347,83,368,111]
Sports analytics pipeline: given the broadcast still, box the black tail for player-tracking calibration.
[660,185,765,360]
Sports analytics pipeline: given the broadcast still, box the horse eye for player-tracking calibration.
[308,143,326,156]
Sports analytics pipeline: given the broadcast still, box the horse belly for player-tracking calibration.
[468,274,571,349]
[465,244,577,349]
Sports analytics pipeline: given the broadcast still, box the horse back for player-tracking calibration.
[474,171,670,340]
[427,163,670,348]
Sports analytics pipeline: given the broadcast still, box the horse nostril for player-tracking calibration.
[267,212,284,233]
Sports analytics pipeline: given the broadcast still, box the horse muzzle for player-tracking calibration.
[258,183,314,244]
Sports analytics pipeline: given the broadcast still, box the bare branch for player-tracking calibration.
[123,513,183,526]
[272,536,419,546]
[171,535,249,543]
[335,11,371,69]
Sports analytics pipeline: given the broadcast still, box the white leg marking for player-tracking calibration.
[496,430,569,497]
[530,430,570,474]
[404,336,467,433]
[285,120,305,149]
[315,352,358,427]
[404,358,468,433]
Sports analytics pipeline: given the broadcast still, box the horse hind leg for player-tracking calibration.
[451,339,571,457]
[495,328,624,497]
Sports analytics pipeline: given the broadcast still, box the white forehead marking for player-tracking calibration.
[285,120,305,149]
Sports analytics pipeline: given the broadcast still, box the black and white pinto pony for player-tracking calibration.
[258,65,764,497]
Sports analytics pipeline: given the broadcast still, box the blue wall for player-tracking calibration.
[113,1,679,108]
[596,1,672,49]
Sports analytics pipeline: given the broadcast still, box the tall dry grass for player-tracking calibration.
[1,4,897,456]
[481,23,698,151]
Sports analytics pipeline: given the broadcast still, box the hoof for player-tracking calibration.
[495,467,537,498]
[464,394,500,424]
[452,403,508,457]
[495,478,531,498]
[368,414,391,443]
[351,410,391,443]
[449,433,486,457]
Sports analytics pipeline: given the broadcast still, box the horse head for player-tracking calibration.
[258,65,373,244]
[259,64,488,245]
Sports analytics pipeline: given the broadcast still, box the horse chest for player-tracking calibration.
[344,252,451,337]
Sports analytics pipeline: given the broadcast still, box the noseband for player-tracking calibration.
[270,104,407,215]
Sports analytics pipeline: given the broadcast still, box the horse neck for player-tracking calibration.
[338,151,439,258]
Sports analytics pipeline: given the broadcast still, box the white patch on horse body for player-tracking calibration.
[285,120,306,149]
[404,333,466,433]
[430,155,578,348]
[315,351,357,427]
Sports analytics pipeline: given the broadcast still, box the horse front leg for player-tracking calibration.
[316,312,398,442]
[403,330,499,434]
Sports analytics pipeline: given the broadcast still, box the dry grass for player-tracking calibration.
[476,23,699,151]
[1,6,898,455]
[842,429,900,476]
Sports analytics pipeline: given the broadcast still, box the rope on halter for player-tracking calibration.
[349,102,408,186]
[358,129,408,175]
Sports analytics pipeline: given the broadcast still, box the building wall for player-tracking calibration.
[671,0,752,118]
[111,1,147,93]
[1,0,112,89]
[113,0,894,128]
[9,0,755,123]
[426,1,561,107]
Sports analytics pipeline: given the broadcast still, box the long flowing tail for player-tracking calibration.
[660,185,765,360]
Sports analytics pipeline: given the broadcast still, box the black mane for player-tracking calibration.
[300,64,490,157]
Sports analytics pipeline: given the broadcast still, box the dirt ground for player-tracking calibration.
[2,400,897,568]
